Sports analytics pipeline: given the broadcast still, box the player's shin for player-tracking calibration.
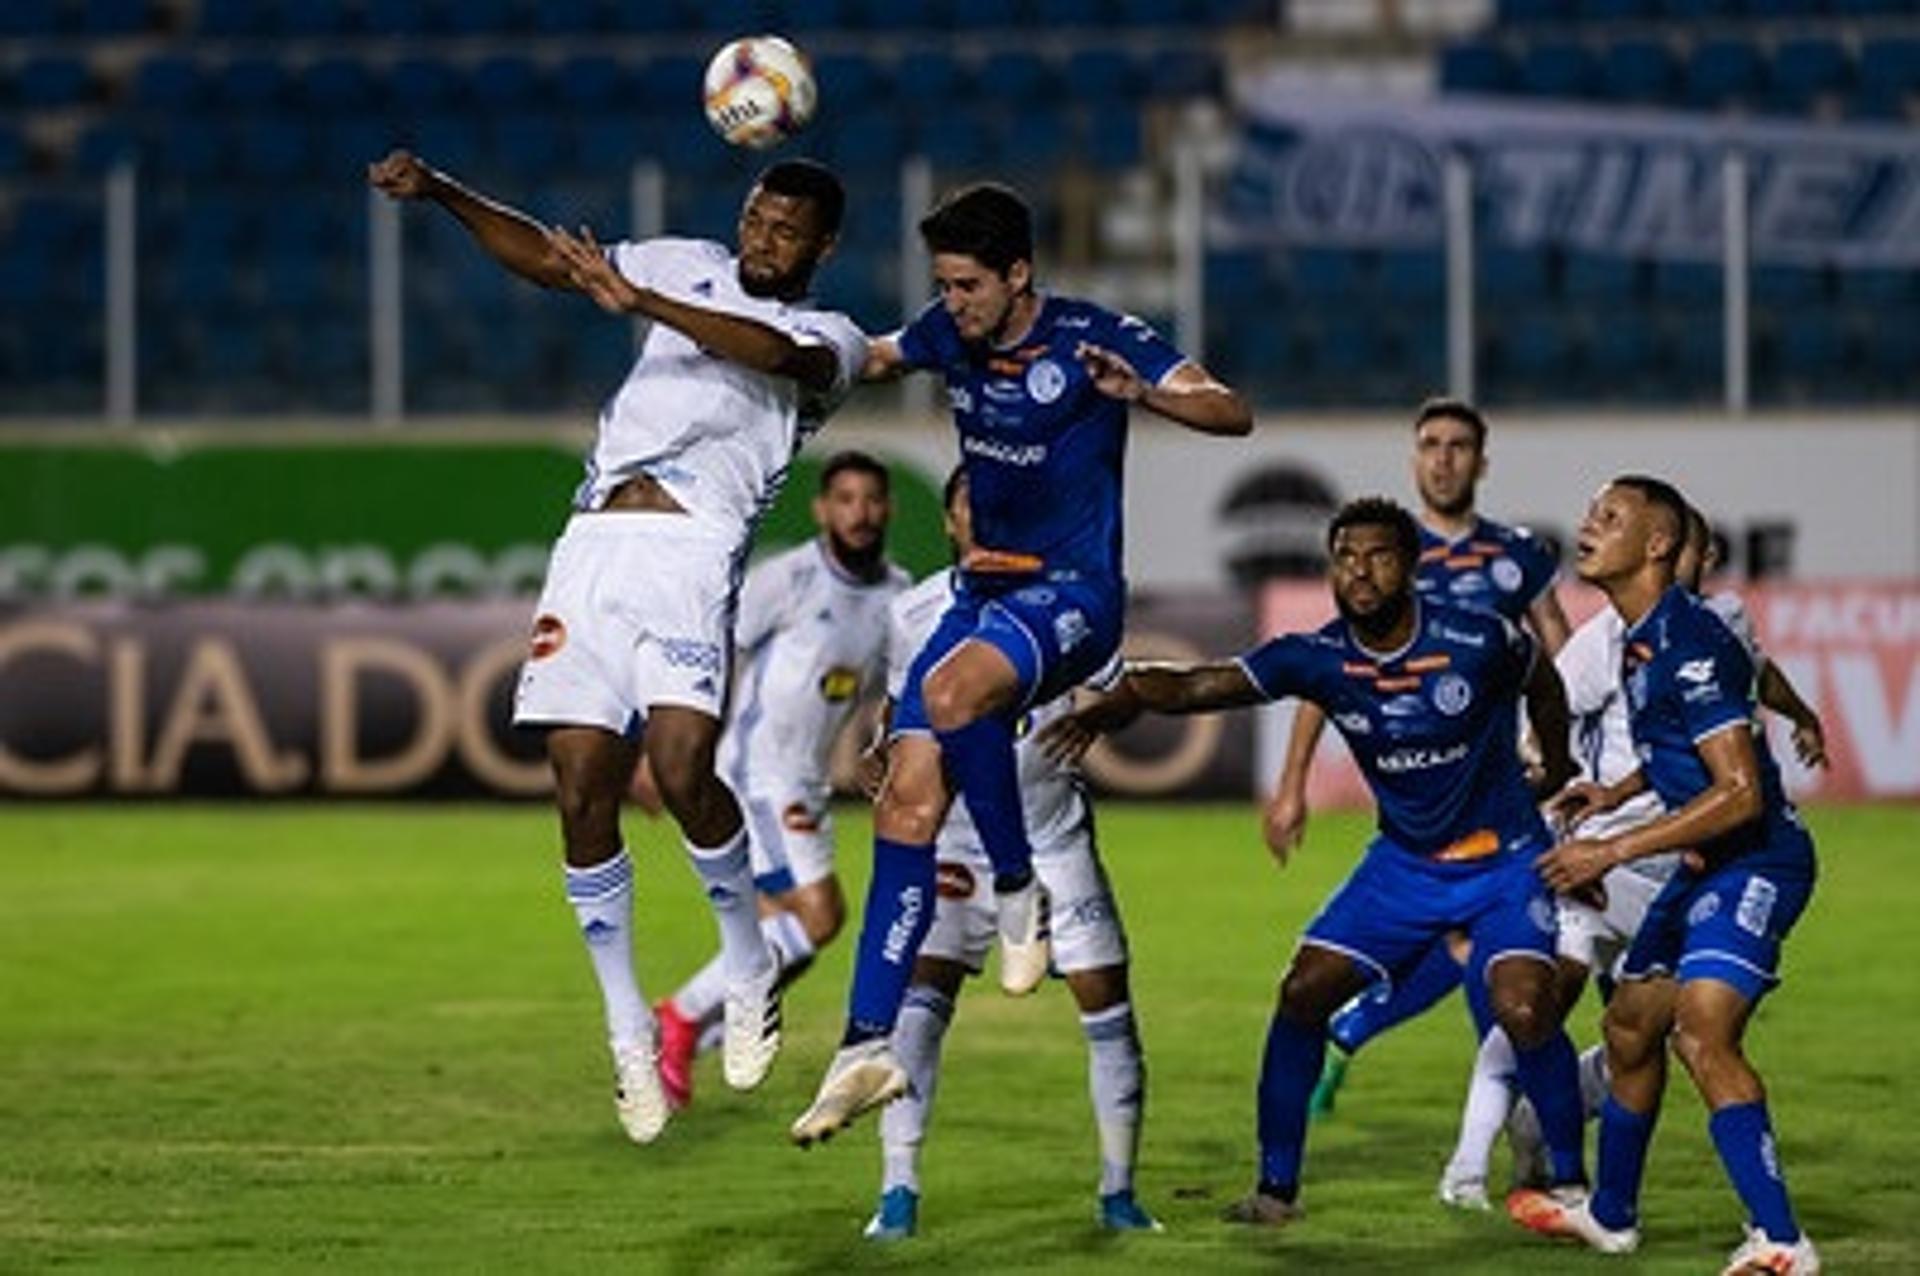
[1444,1026,1518,1199]
[1590,1096,1658,1231]
[563,848,656,1051]
[1257,1012,1325,1201]
[932,716,1034,889]
[844,839,938,1042]
[881,983,954,1194]
[1511,1029,1589,1187]
[1082,1001,1144,1197]
[684,828,775,982]
[1709,1101,1802,1245]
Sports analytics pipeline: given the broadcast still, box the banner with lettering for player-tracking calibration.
[1254,581,1920,806]
[1220,87,1920,266]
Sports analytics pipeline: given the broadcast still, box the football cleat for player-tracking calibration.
[790,1039,909,1146]
[1722,1225,1821,1275]
[1220,1190,1304,1227]
[613,1037,670,1145]
[996,877,1051,996]
[653,998,698,1110]
[1506,1096,1551,1190]
[1307,1047,1350,1119]
[1506,1187,1639,1254]
[1098,1189,1165,1232]
[862,1186,919,1241]
[1437,1166,1491,1211]
[721,959,782,1091]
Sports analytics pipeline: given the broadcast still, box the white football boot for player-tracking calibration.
[612,1037,670,1145]
[721,958,783,1091]
[1722,1225,1821,1275]
[789,1039,909,1146]
[1506,1186,1640,1254]
[996,878,1051,996]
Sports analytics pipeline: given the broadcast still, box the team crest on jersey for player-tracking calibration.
[529,614,567,660]
[1431,673,1473,716]
[1527,895,1557,935]
[1025,358,1067,404]
[1335,711,1372,735]
[1491,557,1523,593]
[819,667,860,702]
[1054,608,1090,654]
[1688,892,1722,927]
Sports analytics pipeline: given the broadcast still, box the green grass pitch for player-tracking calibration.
[2,802,1914,1273]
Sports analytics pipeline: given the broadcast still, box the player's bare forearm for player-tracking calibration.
[643,290,840,391]
[1527,590,1572,657]
[1523,655,1577,796]
[1140,363,1252,436]
[860,336,909,383]
[1605,728,1762,865]
[1277,700,1326,799]
[1124,660,1265,715]
[369,153,569,289]
[1757,661,1827,766]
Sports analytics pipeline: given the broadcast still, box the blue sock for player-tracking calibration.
[1256,1013,1324,1200]
[933,715,1033,889]
[1591,1097,1657,1231]
[1511,1029,1587,1187]
[1329,939,1462,1053]
[1709,1101,1800,1244]
[844,837,936,1043]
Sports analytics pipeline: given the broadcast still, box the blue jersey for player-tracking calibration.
[895,295,1186,586]
[1622,585,1809,866]
[1417,517,1557,624]
[1239,600,1548,859]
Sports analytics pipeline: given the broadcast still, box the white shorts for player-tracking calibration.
[513,512,738,733]
[920,822,1128,976]
[1556,867,1669,976]
[739,787,835,895]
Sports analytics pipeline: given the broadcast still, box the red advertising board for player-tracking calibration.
[1257,581,1920,805]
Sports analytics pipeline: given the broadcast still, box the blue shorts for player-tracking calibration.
[1619,829,1816,1002]
[893,573,1123,734]
[1304,832,1559,991]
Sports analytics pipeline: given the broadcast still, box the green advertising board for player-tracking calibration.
[0,434,950,599]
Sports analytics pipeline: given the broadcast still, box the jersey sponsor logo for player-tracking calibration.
[1025,358,1067,404]
[1735,875,1777,937]
[1432,672,1473,716]
[1687,891,1722,926]
[781,802,821,833]
[961,435,1048,467]
[1334,711,1372,735]
[935,860,977,899]
[1677,658,1717,684]
[654,634,724,673]
[983,378,1026,404]
[1431,623,1488,649]
[1375,741,1470,773]
[1491,557,1524,593]
[882,885,926,965]
[529,614,567,660]
[1379,692,1427,718]
[1054,608,1090,654]
[819,666,861,702]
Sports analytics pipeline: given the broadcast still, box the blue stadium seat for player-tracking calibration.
[133,55,206,110]
[1563,252,1641,302]
[1651,258,1719,303]
[1145,49,1222,99]
[364,0,438,35]
[0,127,26,177]
[1497,0,1570,19]
[814,55,891,114]
[1744,0,1821,16]
[977,52,1057,107]
[1118,0,1190,23]
[831,114,911,174]
[0,0,60,36]
[153,119,224,179]
[531,0,604,32]
[1576,0,1652,20]
[492,117,571,178]
[233,119,312,182]
[217,58,291,112]
[1768,39,1851,116]
[605,0,676,30]
[1518,42,1599,99]
[1836,267,1917,304]
[919,112,1000,172]
[1834,0,1912,14]
[1856,38,1920,119]
[1600,40,1677,104]
[786,0,866,30]
[18,57,94,108]
[389,57,463,112]
[1379,249,1444,303]
[1440,42,1514,95]
[552,55,628,112]
[635,55,704,112]
[406,116,485,173]
[1481,248,1551,301]
[1002,112,1072,173]
[299,58,379,113]
[321,116,395,176]
[279,0,353,35]
[1036,0,1103,23]
[72,122,138,175]
[1084,110,1145,171]
[1065,49,1142,105]
[80,0,151,34]
[1663,0,1739,17]
[950,0,1019,26]
[1752,264,1827,305]
[197,0,269,34]
[1498,317,1573,383]
[1684,40,1767,112]
[1586,320,1656,382]
[1766,312,1845,386]
[894,51,970,114]
[470,56,542,109]
[1289,248,1369,300]
[442,0,520,33]
[1310,319,1376,379]
[570,118,641,172]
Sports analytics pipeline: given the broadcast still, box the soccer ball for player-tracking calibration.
[702,35,817,150]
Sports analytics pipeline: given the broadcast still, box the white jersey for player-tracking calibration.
[720,538,909,804]
[576,237,869,552]
[885,569,1087,855]
[1705,590,1764,668]
[1556,608,1675,879]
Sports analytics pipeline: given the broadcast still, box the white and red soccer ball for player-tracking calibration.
[703,35,818,150]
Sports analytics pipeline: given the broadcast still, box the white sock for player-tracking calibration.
[673,911,819,1050]
[881,983,955,1194]
[1082,1001,1144,1197]
[1578,1043,1610,1118]
[563,849,655,1052]
[1445,1026,1517,1183]
[683,827,773,983]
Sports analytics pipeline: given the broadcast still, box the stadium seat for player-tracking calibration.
[1575,0,1653,21]
[1836,266,1917,305]
[79,0,151,34]
[1119,0,1190,24]
[531,0,604,32]
[977,53,1058,108]
[153,119,224,180]
[389,57,463,112]
[491,117,571,179]
[1440,42,1515,96]
[1684,40,1767,112]
[18,57,94,109]
[1662,0,1739,18]
[1481,248,1552,302]
[1379,249,1444,303]
[72,122,138,175]
[550,55,629,113]
[1744,0,1821,16]
[1064,48,1143,105]
[442,0,521,34]
[132,55,206,111]
[299,58,380,114]
[1518,41,1600,99]
[921,112,1003,173]
[1752,264,1828,305]
[831,114,911,174]
[785,0,867,30]
[1599,40,1677,104]
[196,0,268,35]
[1288,247,1368,301]
[234,120,313,182]
[320,116,393,177]
[634,55,704,112]
[364,0,438,35]
[1496,316,1574,385]
[1496,0,1571,19]
[404,116,485,174]
[1563,252,1642,302]
[814,55,891,115]
[1036,0,1104,23]
[1084,110,1145,171]
[1651,258,1720,303]
[1585,318,1657,382]
[894,51,971,115]
[1145,49,1222,99]
[470,56,542,109]
[1855,38,1920,119]
[280,0,355,35]
[1768,39,1852,116]
[950,0,1020,27]
[0,0,60,36]
[1769,311,1846,384]
[217,58,292,112]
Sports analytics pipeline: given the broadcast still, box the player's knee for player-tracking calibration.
[920,672,980,734]
[553,776,620,856]
[1669,1014,1739,1082]
[796,889,845,945]
[1277,965,1342,1026]
[876,774,946,844]
[1493,994,1553,1050]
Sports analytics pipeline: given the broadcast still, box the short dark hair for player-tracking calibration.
[758,159,845,238]
[1611,474,1689,560]
[819,449,888,493]
[1413,396,1488,449]
[1683,502,1711,557]
[941,464,968,511]
[918,183,1033,275]
[1327,496,1421,567]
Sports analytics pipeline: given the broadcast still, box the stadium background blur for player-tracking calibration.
[2,2,1917,1269]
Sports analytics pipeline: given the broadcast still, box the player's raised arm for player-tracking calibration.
[1076,344,1252,437]
[1040,659,1266,765]
[547,226,848,395]
[367,149,573,289]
